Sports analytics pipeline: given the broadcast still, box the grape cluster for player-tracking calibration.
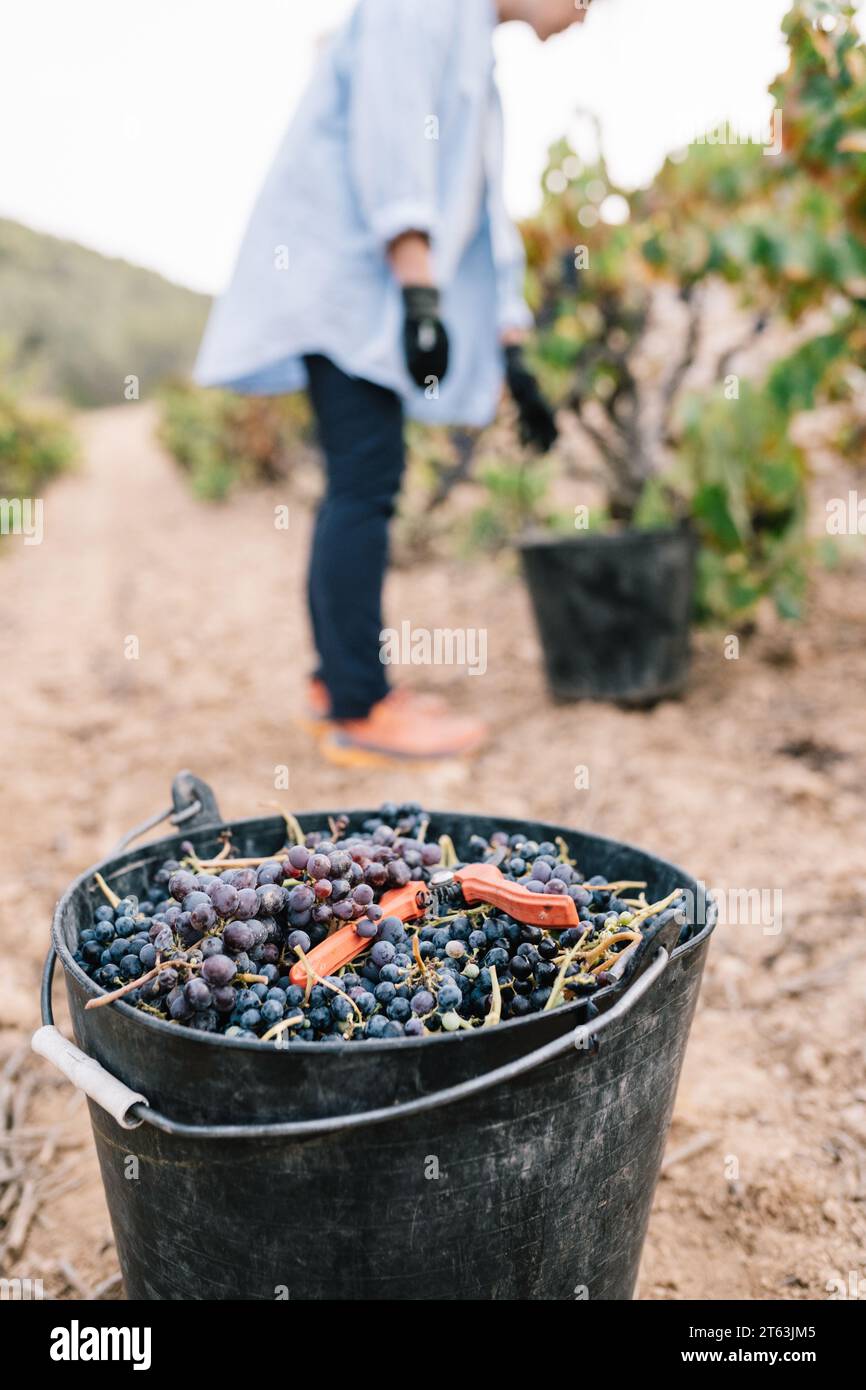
[74,803,687,1044]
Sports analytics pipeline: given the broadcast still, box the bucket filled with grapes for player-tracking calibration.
[36,772,716,1300]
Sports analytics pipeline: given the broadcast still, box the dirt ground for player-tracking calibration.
[1,402,865,1301]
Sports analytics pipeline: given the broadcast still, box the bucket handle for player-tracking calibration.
[34,947,670,1140]
[107,770,224,857]
[32,771,227,1127]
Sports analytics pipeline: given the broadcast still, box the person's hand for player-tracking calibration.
[402,286,450,389]
[504,344,558,454]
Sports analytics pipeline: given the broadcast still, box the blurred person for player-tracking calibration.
[195,0,591,761]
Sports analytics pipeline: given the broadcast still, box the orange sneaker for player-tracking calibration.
[319,693,486,766]
[305,678,448,723]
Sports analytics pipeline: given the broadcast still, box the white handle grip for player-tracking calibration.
[31,1024,148,1130]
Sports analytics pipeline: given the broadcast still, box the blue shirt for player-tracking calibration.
[194,0,532,427]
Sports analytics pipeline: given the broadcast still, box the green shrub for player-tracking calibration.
[665,384,809,622]
[158,383,312,501]
[0,385,77,502]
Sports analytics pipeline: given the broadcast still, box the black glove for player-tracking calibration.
[505,345,558,454]
[402,286,450,389]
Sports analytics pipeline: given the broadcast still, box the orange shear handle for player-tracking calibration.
[288,865,578,987]
[455,862,579,929]
[288,881,429,987]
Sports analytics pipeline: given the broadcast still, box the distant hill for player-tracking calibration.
[0,218,211,408]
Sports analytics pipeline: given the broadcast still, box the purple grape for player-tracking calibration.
[288,846,310,872]
[184,977,213,1011]
[353,883,374,906]
[377,916,405,944]
[371,941,396,967]
[386,860,411,887]
[208,882,239,917]
[190,903,217,931]
[167,988,193,1021]
[288,884,315,913]
[307,853,331,880]
[364,862,388,888]
[212,986,237,1013]
[328,850,352,877]
[201,954,237,987]
[168,870,197,901]
[256,884,287,916]
[355,918,378,939]
[257,861,283,886]
[224,921,255,953]
[233,887,259,920]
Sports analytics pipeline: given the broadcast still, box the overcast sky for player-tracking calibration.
[0,0,857,294]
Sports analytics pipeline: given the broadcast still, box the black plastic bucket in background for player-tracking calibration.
[519,526,698,705]
[45,802,715,1301]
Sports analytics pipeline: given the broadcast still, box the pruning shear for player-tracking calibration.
[288,862,580,987]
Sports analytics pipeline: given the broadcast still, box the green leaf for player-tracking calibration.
[691,483,742,550]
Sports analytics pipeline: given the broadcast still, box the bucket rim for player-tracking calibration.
[516,524,697,557]
[51,808,717,1057]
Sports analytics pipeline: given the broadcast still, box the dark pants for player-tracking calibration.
[304,354,406,719]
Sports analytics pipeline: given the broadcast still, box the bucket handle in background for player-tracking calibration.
[34,948,671,1139]
[34,771,226,1128]
[107,770,224,858]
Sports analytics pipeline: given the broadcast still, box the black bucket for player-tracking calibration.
[39,777,716,1301]
[519,526,697,705]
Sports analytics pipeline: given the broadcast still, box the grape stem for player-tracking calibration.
[411,932,430,980]
[292,947,363,1019]
[451,1014,476,1030]
[483,965,502,1027]
[261,1013,306,1043]
[263,802,305,846]
[85,955,201,1010]
[85,951,266,1010]
[425,904,489,928]
[625,888,684,931]
[579,931,642,968]
[592,881,648,893]
[93,873,121,910]
[438,834,458,868]
[545,935,589,1011]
